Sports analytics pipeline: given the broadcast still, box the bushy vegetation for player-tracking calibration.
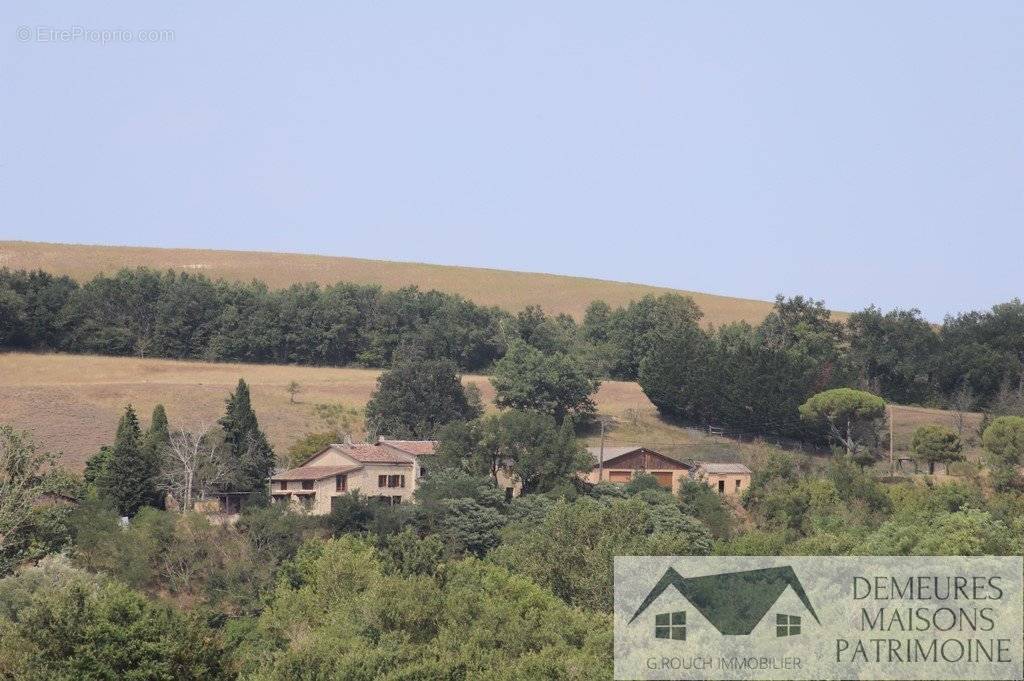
[0,422,717,678]
[5,406,1024,678]
[0,556,227,680]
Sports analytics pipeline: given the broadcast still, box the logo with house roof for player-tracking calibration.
[628,566,820,641]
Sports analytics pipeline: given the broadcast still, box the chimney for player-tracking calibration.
[344,434,352,445]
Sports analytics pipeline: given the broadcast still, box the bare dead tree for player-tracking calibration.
[161,425,228,511]
[949,384,976,441]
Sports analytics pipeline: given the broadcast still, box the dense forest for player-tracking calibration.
[2,267,1023,440]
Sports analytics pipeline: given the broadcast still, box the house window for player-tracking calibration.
[298,495,314,510]
[278,480,287,491]
[655,611,686,640]
[378,474,387,487]
[392,495,402,505]
[718,480,725,494]
[336,474,347,492]
[386,474,405,488]
[301,480,314,490]
[735,479,741,491]
[420,466,428,477]
[776,614,801,637]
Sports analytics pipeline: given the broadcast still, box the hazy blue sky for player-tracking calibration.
[3,3,1022,320]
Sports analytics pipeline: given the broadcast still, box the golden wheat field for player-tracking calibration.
[0,351,979,472]
[0,240,778,325]
[0,352,667,470]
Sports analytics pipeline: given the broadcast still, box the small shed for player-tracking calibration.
[692,462,752,496]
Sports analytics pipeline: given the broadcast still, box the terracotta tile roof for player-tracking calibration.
[379,439,438,456]
[271,464,360,481]
[336,443,415,464]
[696,462,752,475]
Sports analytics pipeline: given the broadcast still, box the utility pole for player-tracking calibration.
[889,404,895,474]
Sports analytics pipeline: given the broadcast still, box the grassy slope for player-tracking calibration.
[0,352,979,473]
[0,240,777,325]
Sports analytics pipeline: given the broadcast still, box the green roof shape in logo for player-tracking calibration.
[628,566,820,635]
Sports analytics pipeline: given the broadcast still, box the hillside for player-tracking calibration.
[0,240,777,325]
[0,352,979,473]
[0,351,657,471]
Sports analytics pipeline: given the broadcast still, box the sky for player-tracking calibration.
[2,2,1022,320]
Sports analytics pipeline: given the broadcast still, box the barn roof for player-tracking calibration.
[586,445,693,470]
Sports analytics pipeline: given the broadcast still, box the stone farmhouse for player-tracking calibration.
[270,438,439,514]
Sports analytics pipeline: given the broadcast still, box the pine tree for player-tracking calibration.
[102,405,160,516]
[219,379,275,502]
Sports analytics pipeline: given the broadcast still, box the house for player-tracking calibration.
[269,438,438,514]
[583,446,694,493]
[692,462,752,496]
[628,566,819,641]
[583,445,752,497]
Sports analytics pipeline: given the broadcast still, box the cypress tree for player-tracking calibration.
[103,405,160,516]
[141,404,171,508]
[147,404,170,445]
[219,379,275,503]
[83,446,112,488]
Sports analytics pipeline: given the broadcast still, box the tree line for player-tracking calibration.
[632,296,1024,439]
[3,266,1023,429]
[0,267,507,370]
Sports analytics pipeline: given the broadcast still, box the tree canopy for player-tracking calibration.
[490,341,599,424]
[437,410,590,494]
[364,349,480,439]
[911,425,963,474]
[982,416,1024,490]
[799,388,886,457]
